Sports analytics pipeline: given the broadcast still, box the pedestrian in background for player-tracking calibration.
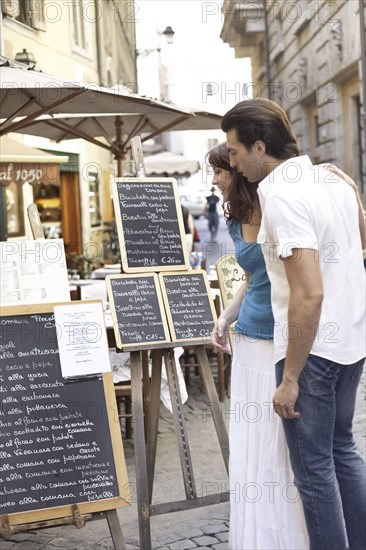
[204,186,220,237]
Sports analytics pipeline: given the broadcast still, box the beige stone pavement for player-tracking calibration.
[1,361,365,550]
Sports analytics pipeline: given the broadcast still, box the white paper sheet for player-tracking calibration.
[54,302,111,379]
[0,239,70,305]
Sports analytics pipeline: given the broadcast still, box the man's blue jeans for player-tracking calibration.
[276,355,366,550]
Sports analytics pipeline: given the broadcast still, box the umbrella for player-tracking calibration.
[5,109,222,175]
[0,56,221,174]
[0,56,194,139]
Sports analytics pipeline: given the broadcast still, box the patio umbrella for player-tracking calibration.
[5,109,222,175]
[0,56,194,139]
[0,56,220,174]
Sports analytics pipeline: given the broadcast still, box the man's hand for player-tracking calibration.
[211,318,230,353]
[273,380,300,419]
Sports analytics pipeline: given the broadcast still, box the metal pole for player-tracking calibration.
[263,1,272,100]
[0,186,7,241]
[359,0,366,196]
[0,8,7,240]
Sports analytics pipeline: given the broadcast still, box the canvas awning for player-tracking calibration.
[144,152,200,177]
[0,136,68,186]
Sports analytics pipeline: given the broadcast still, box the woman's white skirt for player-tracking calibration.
[229,335,309,549]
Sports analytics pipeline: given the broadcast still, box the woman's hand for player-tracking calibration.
[322,163,366,249]
[322,163,357,191]
[211,317,230,353]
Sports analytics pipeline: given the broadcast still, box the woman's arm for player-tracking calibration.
[323,164,366,249]
[211,275,249,353]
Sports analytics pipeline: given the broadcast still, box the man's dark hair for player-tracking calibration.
[221,98,300,159]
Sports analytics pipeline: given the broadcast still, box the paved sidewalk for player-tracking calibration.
[2,365,365,550]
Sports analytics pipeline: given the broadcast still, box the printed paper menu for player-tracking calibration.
[54,302,111,378]
[0,239,70,305]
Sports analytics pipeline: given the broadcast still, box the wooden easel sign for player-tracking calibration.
[159,270,217,343]
[112,177,190,273]
[0,303,130,527]
[106,273,170,350]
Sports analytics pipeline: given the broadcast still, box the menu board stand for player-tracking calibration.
[0,504,92,537]
[128,345,229,550]
[0,207,128,550]
[105,138,230,550]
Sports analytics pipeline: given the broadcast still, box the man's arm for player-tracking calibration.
[273,249,324,419]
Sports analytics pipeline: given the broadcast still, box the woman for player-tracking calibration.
[207,143,365,550]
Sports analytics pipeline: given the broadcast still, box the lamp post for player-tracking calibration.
[136,25,174,57]
[135,25,176,152]
[14,48,37,68]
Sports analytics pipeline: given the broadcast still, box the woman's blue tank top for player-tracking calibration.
[227,219,274,340]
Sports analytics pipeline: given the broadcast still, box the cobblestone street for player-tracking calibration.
[2,362,365,550]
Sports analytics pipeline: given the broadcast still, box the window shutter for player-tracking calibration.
[79,0,87,49]
[31,0,46,31]
[1,0,20,17]
[72,0,80,46]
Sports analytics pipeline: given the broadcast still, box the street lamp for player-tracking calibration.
[14,48,37,68]
[162,26,175,44]
[136,26,175,57]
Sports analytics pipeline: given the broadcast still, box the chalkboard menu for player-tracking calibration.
[159,271,217,343]
[106,274,170,350]
[112,178,189,273]
[0,304,130,526]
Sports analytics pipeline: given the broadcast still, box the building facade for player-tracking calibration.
[1,0,137,260]
[220,0,365,204]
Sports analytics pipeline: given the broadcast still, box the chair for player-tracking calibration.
[114,382,133,439]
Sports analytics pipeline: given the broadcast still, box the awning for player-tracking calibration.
[144,151,200,177]
[0,136,68,186]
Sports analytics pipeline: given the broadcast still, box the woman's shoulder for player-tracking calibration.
[226,218,240,240]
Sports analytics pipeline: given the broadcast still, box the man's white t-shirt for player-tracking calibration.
[257,155,366,365]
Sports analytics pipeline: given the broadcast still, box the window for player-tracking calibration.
[71,0,90,55]
[315,115,321,147]
[1,0,46,30]
[207,138,219,150]
[5,182,25,238]
[88,172,101,227]
[34,182,62,239]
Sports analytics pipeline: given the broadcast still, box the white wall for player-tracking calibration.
[135,0,251,190]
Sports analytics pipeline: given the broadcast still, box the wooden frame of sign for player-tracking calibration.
[106,273,170,350]
[112,177,190,273]
[159,270,217,344]
[215,254,246,352]
[0,303,130,527]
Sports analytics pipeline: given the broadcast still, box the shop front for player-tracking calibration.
[0,137,80,253]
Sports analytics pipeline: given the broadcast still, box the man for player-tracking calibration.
[205,186,220,237]
[222,98,366,550]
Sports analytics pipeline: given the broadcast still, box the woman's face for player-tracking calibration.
[212,166,233,202]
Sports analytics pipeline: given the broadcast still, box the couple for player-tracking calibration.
[208,99,366,550]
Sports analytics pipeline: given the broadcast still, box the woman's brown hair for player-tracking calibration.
[205,143,259,224]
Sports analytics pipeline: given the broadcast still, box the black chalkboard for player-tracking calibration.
[0,304,130,525]
[159,270,217,343]
[106,274,170,350]
[112,178,189,272]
